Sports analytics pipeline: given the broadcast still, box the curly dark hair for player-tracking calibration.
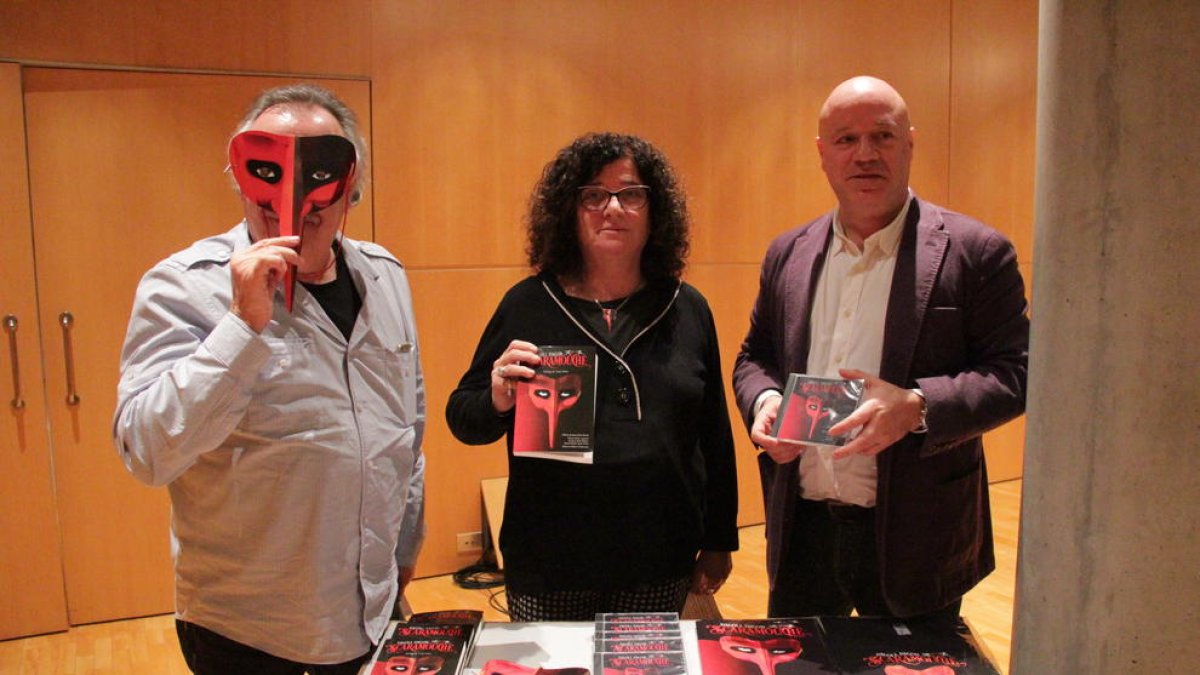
[527,132,690,283]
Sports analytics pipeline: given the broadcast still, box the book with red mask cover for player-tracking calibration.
[512,345,596,463]
[770,374,865,447]
[695,618,836,675]
[818,617,1000,674]
[369,610,483,675]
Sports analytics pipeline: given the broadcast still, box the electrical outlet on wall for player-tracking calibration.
[456,531,483,553]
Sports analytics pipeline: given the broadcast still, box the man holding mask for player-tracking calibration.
[114,83,425,673]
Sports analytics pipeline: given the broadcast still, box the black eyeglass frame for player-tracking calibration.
[577,184,652,211]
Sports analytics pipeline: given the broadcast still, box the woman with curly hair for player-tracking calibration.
[446,132,739,621]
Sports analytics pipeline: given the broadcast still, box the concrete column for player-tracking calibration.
[1013,1,1200,672]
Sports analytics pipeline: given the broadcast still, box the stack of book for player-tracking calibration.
[368,609,484,675]
[593,612,687,675]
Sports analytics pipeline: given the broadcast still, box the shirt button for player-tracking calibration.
[616,388,631,405]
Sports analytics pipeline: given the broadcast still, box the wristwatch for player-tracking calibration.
[910,388,928,434]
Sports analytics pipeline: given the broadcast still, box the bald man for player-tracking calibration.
[733,76,1028,621]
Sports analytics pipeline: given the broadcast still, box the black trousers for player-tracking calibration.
[176,620,371,675]
[767,498,961,623]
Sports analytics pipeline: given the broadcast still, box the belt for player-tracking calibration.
[801,498,874,521]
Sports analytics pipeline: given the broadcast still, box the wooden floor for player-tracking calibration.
[0,480,1022,674]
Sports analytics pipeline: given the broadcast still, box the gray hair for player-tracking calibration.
[233,83,370,204]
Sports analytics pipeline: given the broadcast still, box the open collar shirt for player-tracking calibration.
[798,196,911,507]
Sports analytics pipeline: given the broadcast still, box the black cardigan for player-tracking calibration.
[446,273,739,593]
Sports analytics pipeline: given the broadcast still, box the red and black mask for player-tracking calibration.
[372,654,444,675]
[719,636,803,675]
[527,373,583,449]
[228,130,357,309]
[229,130,357,231]
[803,395,833,438]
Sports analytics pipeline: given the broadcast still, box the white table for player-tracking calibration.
[464,621,702,675]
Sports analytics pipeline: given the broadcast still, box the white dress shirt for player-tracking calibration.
[797,197,911,507]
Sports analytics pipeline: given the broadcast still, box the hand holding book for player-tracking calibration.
[770,373,866,450]
[750,394,808,464]
[491,340,541,414]
[826,369,925,460]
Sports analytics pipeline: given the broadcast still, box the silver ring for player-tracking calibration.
[499,364,508,378]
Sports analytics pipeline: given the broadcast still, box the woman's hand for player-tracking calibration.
[691,550,733,595]
[491,340,540,413]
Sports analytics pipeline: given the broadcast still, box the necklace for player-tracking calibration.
[595,293,634,331]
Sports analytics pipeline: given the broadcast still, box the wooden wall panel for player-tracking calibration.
[684,263,768,527]
[406,268,525,576]
[689,0,953,265]
[371,1,953,269]
[949,0,1038,263]
[0,1,371,77]
[0,63,70,640]
[950,0,1038,481]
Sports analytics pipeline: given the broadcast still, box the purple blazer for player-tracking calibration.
[733,195,1029,617]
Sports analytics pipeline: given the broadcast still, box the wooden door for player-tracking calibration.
[0,63,71,641]
[22,68,372,625]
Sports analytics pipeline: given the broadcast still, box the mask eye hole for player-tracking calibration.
[247,160,282,184]
[311,169,333,182]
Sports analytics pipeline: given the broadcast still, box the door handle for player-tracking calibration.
[59,311,80,406]
[3,314,23,410]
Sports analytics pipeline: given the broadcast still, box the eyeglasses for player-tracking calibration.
[578,185,651,211]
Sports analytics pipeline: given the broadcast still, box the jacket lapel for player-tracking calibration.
[785,215,835,375]
[880,197,947,386]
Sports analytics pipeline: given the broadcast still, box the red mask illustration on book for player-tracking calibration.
[803,395,834,438]
[527,372,582,448]
[372,654,444,675]
[719,636,803,675]
[883,667,955,675]
[228,130,356,310]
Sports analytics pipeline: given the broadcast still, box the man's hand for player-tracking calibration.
[230,235,300,333]
[397,565,416,596]
[829,368,924,459]
[690,550,732,595]
[751,393,809,464]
